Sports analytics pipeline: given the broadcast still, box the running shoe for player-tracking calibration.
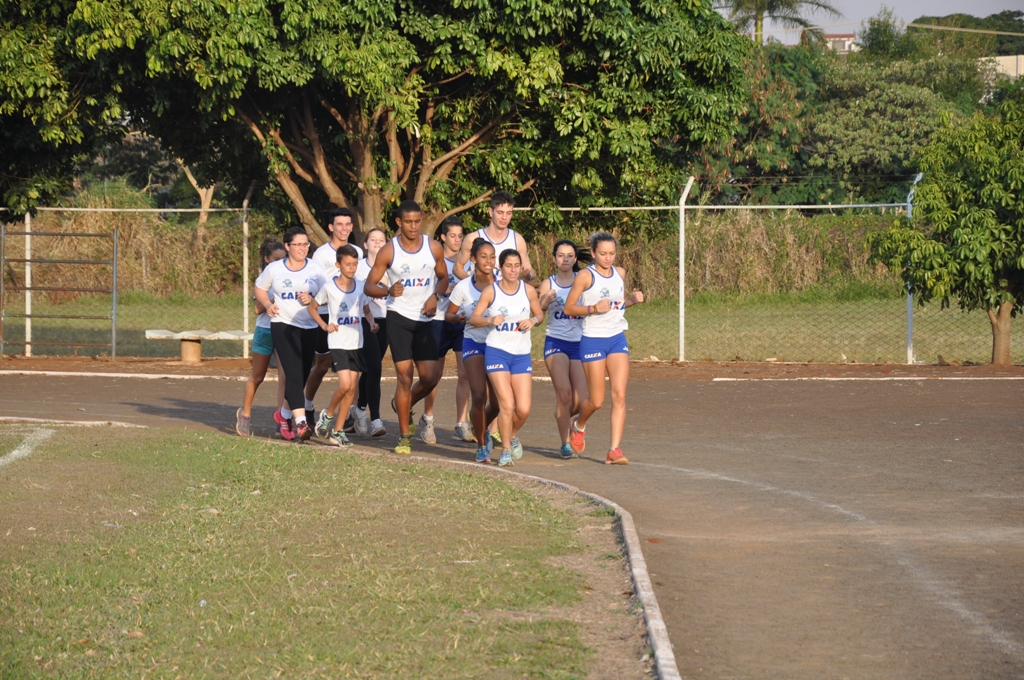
[391,396,416,434]
[497,449,514,467]
[418,414,436,444]
[235,408,251,438]
[343,405,356,433]
[353,407,371,436]
[559,443,578,460]
[394,434,412,455]
[568,416,586,453]
[295,420,313,442]
[511,436,523,460]
[327,430,353,449]
[475,446,491,464]
[452,422,477,442]
[605,448,629,465]
[369,419,387,437]
[274,409,295,441]
[315,409,333,438]
[485,430,495,455]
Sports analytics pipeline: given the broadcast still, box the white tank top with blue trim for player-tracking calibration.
[580,266,628,338]
[386,235,437,322]
[449,277,492,344]
[433,256,457,321]
[485,280,532,355]
[544,275,583,342]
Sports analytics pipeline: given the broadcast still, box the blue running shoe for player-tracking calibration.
[560,443,578,459]
[497,449,514,467]
[511,436,523,460]
[475,446,491,464]
[485,431,494,455]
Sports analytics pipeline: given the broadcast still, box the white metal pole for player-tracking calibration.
[678,177,695,362]
[242,184,254,359]
[24,212,31,357]
[905,173,923,365]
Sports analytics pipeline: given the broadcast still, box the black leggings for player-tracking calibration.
[271,323,318,412]
[358,316,389,420]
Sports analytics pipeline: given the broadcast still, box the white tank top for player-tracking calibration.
[544,275,583,342]
[580,266,628,338]
[477,227,519,261]
[386,235,436,322]
[356,258,387,319]
[255,279,273,330]
[434,256,457,321]
[312,241,363,315]
[449,277,491,344]
[485,280,532,355]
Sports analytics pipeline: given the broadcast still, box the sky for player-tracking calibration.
[753,0,1020,44]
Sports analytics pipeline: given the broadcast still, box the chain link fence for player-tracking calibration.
[1,201,1021,365]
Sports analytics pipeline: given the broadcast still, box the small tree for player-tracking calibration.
[870,86,1024,365]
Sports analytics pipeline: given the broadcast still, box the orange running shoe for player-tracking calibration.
[569,416,586,453]
[605,448,629,465]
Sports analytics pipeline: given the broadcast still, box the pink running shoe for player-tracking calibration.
[273,409,295,441]
[569,416,586,454]
[605,448,629,465]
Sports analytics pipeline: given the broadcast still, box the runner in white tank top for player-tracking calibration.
[562,233,645,465]
[537,240,590,458]
[362,200,450,454]
[469,249,544,467]
[447,237,499,462]
[452,190,534,281]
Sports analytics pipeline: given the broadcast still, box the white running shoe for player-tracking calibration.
[353,406,371,436]
[343,405,357,433]
[418,414,436,444]
[369,419,386,437]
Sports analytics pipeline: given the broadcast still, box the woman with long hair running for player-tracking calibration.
[537,240,591,459]
[447,238,498,463]
[469,249,544,467]
[236,238,289,437]
[563,232,644,464]
[353,226,389,437]
[254,226,326,441]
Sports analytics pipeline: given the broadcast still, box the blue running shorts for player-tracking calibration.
[543,336,581,361]
[484,346,533,375]
[579,332,629,363]
[462,337,487,360]
[252,326,274,356]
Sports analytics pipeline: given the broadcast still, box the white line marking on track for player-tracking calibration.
[0,417,145,428]
[0,428,55,469]
[633,461,1023,658]
[0,370,553,382]
[713,376,1024,382]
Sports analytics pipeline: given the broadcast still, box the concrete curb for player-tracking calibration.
[404,455,681,680]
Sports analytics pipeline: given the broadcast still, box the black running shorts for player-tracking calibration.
[387,310,438,363]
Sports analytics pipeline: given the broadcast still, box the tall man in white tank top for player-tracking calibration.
[454,190,534,282]
[363,200,450,455]
[306,208,364,419]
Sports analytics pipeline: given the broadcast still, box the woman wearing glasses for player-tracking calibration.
[254,227,327,441]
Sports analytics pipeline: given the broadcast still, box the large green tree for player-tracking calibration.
[61,0,747,241]
[870,84,1024,366]
[718,0,840,46]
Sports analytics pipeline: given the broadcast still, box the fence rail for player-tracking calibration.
[0,191,1020,365]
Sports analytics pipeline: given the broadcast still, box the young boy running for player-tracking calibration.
[363,200,450,454]
[306,208,364,422]
[307,245,372,448]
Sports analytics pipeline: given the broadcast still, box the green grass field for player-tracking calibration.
[2,289,1019,364]
[0,426,616,678]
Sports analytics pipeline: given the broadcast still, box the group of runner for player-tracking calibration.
[236,192,645,466]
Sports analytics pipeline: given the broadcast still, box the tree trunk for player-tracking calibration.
[986,300,1014,366]
[755,13,764,46]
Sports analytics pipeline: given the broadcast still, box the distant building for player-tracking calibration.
[823,34,860,55]
[988,55,1023,79]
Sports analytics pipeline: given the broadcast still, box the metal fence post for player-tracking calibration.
[242,185,254,359]
[112,228,118,361]
[24,213,31,357]
[678,177,695,362]
[905,173,923,365]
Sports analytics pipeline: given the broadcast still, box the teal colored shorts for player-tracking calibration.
[252,326,274,355]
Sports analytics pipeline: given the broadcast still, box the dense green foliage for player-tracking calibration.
[870,86,1024,364]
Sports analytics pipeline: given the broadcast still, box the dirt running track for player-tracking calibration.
[2,359,1024,679]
